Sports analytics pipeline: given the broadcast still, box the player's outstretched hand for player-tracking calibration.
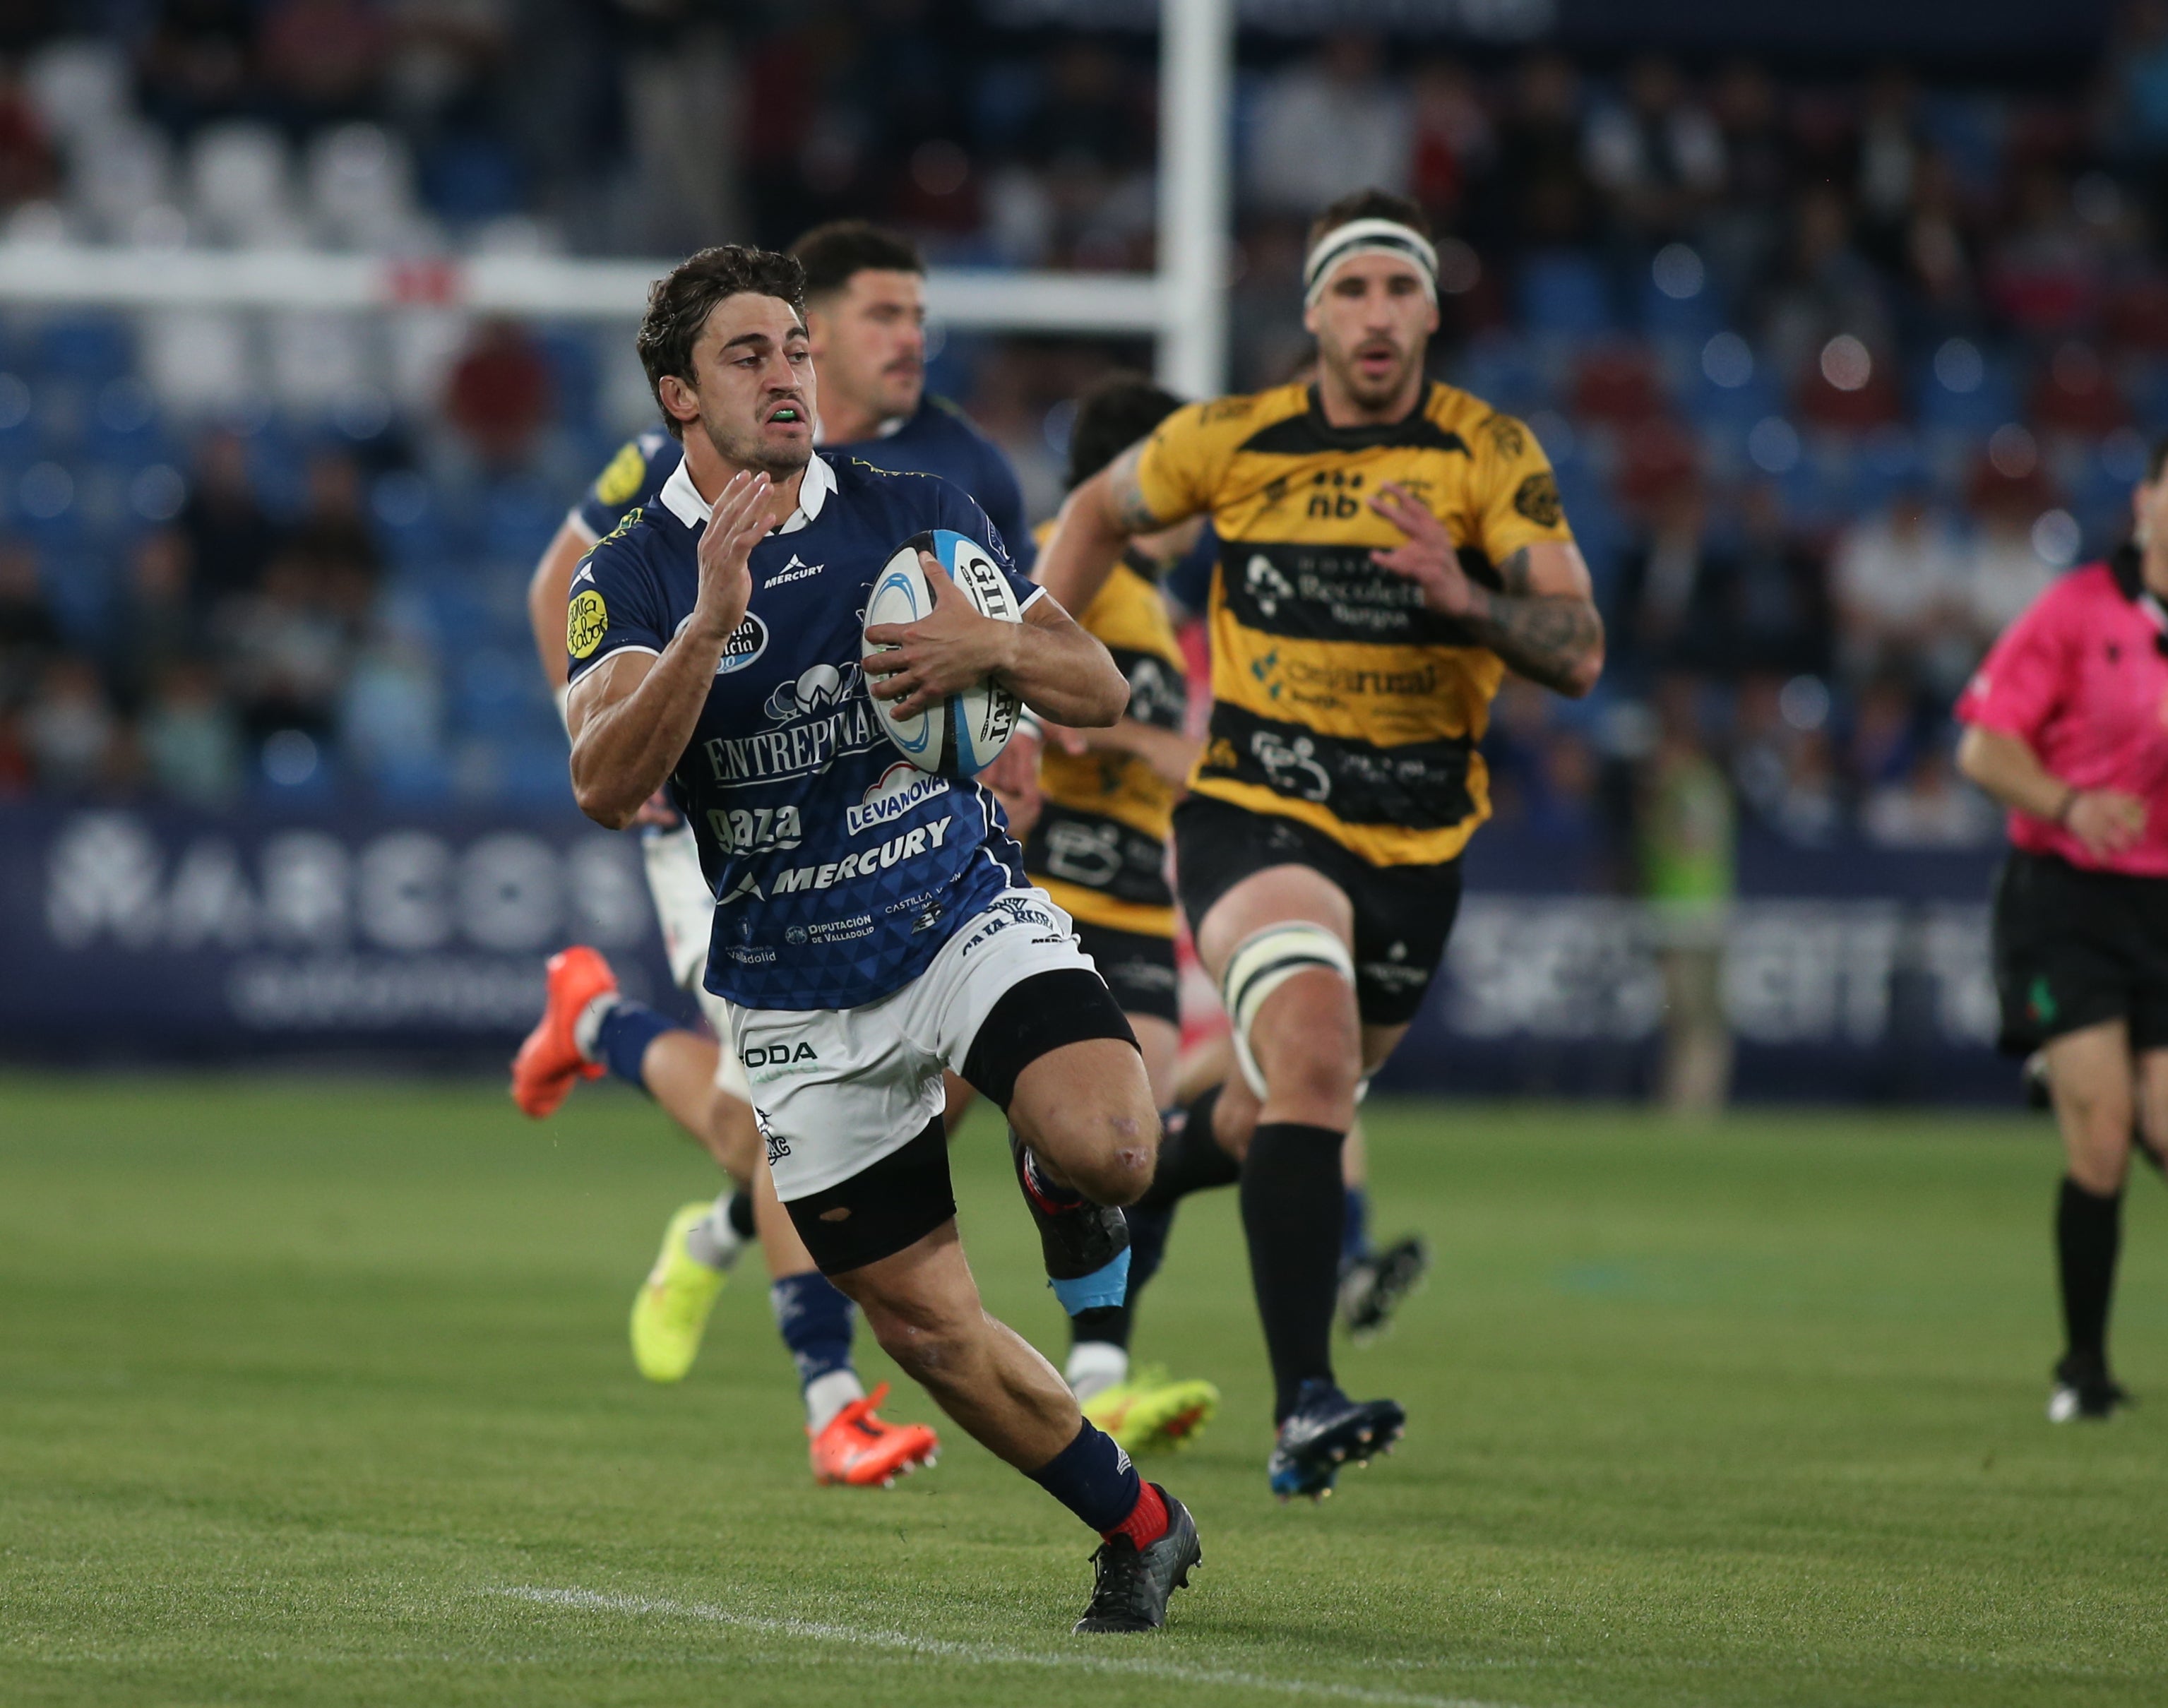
[864,551,1022,719]
[2067,788,2148,857]
[1368,482,1474,619]
[688,470,770,647]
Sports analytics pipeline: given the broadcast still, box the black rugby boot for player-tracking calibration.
[1267,1378,1406,1500]
[1073,1487,1202,1633]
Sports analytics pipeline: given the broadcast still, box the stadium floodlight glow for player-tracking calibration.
[0,0,1237,388]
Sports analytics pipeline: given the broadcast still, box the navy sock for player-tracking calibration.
[1136,1088,1241,1212]
[595,1001,676,1091]
[1027,1419,1142,1534]
[770,1270,855,1387]
[1340,1187,1371,1270]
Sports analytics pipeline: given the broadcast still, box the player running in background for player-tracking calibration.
[1955,433,2168,1423]
[998,374,1221,1453]
[566,244,1200,1632]
[513,222,1031,1477]
[1036,189,1604,1500]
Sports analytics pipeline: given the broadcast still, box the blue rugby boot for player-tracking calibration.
[1267,1378,1406,1501]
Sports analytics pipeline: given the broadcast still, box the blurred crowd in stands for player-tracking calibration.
[0,4,2162,871]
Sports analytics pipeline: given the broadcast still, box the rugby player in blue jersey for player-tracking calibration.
[513,223,1036,1484]
[560,244,1201,1631]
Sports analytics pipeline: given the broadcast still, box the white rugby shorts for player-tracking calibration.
[640,822,751,1101]
[727,888,1095,1201]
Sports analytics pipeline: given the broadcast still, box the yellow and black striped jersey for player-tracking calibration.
[1022,524,1189,938]
[1133,378,1574,866]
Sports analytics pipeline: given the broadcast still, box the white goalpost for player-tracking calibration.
[0,0,1232,395]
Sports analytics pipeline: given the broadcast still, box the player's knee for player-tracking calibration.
[1263,1038,1363,1114]
[1069,1111,1159,1206]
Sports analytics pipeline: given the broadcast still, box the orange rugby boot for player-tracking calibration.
[809,1382,941,1488]
[511,945,615,1118]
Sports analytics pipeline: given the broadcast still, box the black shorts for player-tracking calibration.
[782,968,1136,1276]
[1991,850,2168,1056]
[1074,921,1181,1027]
[1172,794,1463,1027]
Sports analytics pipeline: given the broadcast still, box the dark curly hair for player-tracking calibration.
[1066,373,1184,492]
[637,246,806,439]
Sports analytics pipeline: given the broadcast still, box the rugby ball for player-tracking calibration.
[862,528,1024,777]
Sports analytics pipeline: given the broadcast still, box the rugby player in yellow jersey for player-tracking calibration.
[1037,189,1604,1500]
[1007,376,1222,1455]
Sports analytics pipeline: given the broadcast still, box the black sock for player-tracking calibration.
[1137,1088,1241,1212]
[725,1190,757,1243]
[1240,1121,1346,1422]
[2056,1176,2123,1367]
[1067,1201,1175,1355]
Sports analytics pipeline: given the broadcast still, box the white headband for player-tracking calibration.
[1302,217,1439,308]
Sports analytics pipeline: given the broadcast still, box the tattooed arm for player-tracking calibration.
[1368,482,1605,698]
[1035,440,1186,619]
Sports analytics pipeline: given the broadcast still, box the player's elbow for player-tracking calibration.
[1074,654,1130,728]
[1555,628,1604,700]
[571,772,638,831]
[1953,724,1992,787]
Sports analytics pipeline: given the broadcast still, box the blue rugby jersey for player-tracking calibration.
[566,451,1044,1010]
[570,395,1033,569]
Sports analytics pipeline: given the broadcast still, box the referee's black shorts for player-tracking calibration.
[1992,849,2168,1055]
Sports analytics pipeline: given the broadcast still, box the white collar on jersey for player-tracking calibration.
[658,450,835,537]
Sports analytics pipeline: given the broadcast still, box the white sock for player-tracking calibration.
[681,1193,741,1272]
[804,1368,865,1434]
[570,991,619,1062]
[1066,1340,1128,1404]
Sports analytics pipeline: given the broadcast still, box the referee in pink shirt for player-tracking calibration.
[1956,442,2168,1423]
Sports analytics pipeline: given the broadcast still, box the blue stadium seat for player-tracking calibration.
[420,137,523,222]
[497,739,576,806]
[1913,349,2020,436]
[1518,254,1614,340]
[371,748,454,804]
[533,330,599,431]
[35,316,135,384]
[454,646,548,741]
[1453,333,1550,419]
[481,477,561,566]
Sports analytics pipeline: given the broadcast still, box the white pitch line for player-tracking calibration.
[487,1584,1532,1708]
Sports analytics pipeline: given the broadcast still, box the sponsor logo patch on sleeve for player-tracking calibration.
[568,588,609,659]
[1512,471,1563,528]
[594,441,647,508]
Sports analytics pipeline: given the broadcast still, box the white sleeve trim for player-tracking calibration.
[564,508,601,545]
[1018,584,1048,611]
[567,642,660,683]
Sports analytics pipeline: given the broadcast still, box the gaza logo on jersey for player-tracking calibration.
[847,760,951,835]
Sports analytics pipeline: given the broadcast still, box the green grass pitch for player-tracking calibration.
[4,1075,2167,1707]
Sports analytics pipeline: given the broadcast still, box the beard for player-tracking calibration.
[1323,337,1422,412]
[701,406,814,477]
